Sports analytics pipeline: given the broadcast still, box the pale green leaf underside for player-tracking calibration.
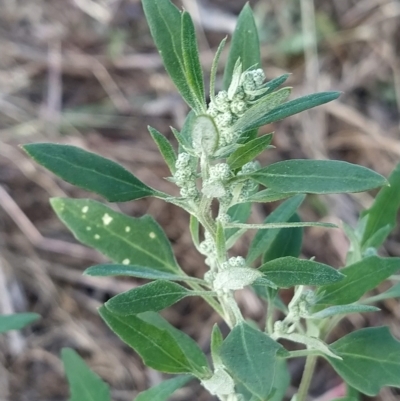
[0,313,40,334]
[310,304,379,320]
[51,198,181,274]
[62,348,111,401]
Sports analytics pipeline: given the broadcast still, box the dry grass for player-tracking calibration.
[1,0,400,400]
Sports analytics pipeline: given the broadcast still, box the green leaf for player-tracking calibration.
[62,348,110,401]
[142,0,201,112]
[51,198,181,273]
[361,163,400,248]
[148,126,177,174]
[331,398,357,401]
[259,257,344,288]
[24,144,156,202]
[139,312,211,378]
[316,256,400,306]
[247,194,305,264]
[210,37,227,103]
[181,11,205,110]
[106,280,190,315]
[268,359,290,401]
[263,213,303,262]
[244,189,294,204]
[99,307,210,378]
[328,326,400,396]
[0,313,40,334]
[227,133,273,170]
[223,3,260,90]
[219,323,285,400]
[246,91,341,129]
[250,160,387,194]
[231,88,291,134]
[85,264,198,282]
[225,202,252,244]
[364,282,400,303]
[263,74,290,95]
[211,324,224,366]
[310,304,379,320]
[135,376,193,401]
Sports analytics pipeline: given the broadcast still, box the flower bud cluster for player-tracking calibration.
[173,152,198,199]
[221,256,246,270]
[236,161,260,202]
[207,68,266,147]
[202,163,231,198]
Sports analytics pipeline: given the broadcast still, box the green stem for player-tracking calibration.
[297,355,317,401]
[188,282,223,316]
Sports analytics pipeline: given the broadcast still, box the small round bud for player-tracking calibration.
[228,256,246,267]
[175,152,191,168]
[210,163,231,180]
[252,69,265,86]
[230,99,247,116]
[214,91,230,112]
[215,111,234,128]
[216,213,231,225]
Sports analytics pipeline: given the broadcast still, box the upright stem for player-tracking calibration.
[297,355,317,401]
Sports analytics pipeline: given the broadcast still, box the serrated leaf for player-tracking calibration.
[316,256,400,306]
[259,257,344,288]
[0,313,40,334]
[24,144,155,202]
[309,304,379,320]
[247,194,305,264]
[227,133,273,170]
[51,198,181,273]
[106,280,191,315]
[223,4,260,89]
[62,348,110,401]
[99,307,210,378]
[135,376,192,401]
[142,0,201,112]
[328,326,400,396]
[219,323,285,400]
[263,213,303,262]
[231,88,291,134]
[181,11,205,111]
[148,126,177,174]
[246,91,341,129]
[250,160,387,194]
[361,163,400,248]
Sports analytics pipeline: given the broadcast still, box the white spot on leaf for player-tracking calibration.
[94,234,100,240]
[122,259,130,265]
[149,232,156,239]
[86,226,91,231]
[102,213,113,226]
[125,226,131,232]
[82,206,89,213]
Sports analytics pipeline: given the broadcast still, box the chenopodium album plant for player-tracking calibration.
[22,1,400,400]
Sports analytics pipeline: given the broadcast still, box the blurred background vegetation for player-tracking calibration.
[1,0,400,400]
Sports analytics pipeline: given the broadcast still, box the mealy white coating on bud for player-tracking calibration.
[192,115,219,156]
[209,163,231,180]
[215,111,234,128]
[216,213,231,224]
[202,180,226,198]
[213,91,230,112]
[213,267,262,291]
[230,99,247,116]
[228,256,246,267]
[175,152,191,169]
[201,368,235,396]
